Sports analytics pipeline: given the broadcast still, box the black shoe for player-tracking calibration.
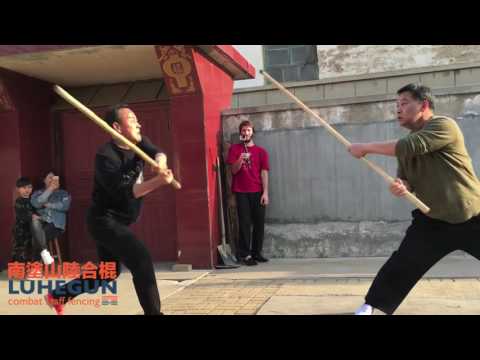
[253,254,269,263]
[242,255,258,266]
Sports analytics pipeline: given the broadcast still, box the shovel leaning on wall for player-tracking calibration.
[215,156,240,269]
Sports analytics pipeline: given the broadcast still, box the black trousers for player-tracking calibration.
[365,209,480,315]
[51,208,161,315]
[31,219,63,253]
[235,192,266,259]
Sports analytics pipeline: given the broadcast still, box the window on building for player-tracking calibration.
[263,45,319,83]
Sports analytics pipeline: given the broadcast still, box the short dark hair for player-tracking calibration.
[239,120,254,133]
[105,104,130,127]
[44,170,56,179]
[397,83,435,111]
[43,170,62,185]
[16,177,32,188]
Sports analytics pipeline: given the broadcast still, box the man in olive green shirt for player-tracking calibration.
[348,83,480,315]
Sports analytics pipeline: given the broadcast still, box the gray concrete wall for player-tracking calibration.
[222,65,480,258]
[252,121,410,223]
[263,221,410,258]
[230,62,480,110]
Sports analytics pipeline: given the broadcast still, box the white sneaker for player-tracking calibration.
[355,303,374,315]
[40,250,55,265]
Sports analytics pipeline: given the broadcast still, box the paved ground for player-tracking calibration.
[161,256,480,315]
[2,256,480,315]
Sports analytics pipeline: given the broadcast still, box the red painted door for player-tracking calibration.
[0,111,20,267]
[56,102,177,263]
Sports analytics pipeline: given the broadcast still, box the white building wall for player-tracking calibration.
[233,45,480,89]
[316,45,480,79]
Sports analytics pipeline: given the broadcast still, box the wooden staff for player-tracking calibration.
[53,85,181,190]
[259,70,430,214]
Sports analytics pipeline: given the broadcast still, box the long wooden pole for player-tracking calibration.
[259,70,430,214]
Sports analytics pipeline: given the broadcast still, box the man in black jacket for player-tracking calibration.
[46,104,173,315]
[11,177,36,263]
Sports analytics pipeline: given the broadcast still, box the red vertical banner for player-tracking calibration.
[155,46,200,96]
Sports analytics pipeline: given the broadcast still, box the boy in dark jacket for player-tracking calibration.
[11,177,36,262]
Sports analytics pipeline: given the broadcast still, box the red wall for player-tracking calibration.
[160,46,236,268]
[0,112,21,267]
[169,94,213,267]
[192,49,234,266]
[0,69,54,186]
[0,69,54,266]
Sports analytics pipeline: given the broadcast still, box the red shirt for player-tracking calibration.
[227,143,270,193]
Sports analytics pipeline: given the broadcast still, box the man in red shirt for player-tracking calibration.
[227,120,270,266]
